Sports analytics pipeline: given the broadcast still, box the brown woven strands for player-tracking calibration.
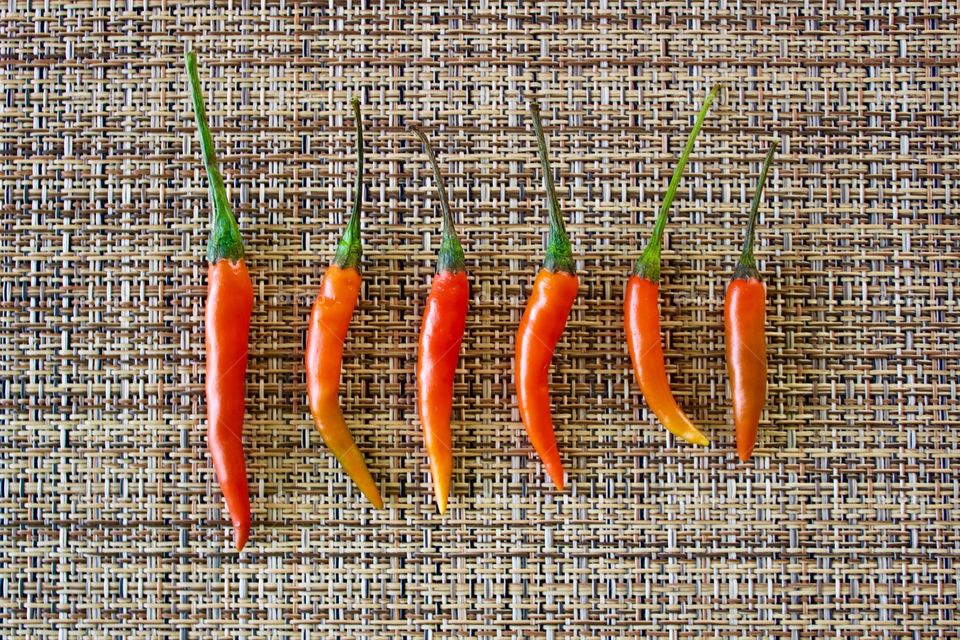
[2,1,959,638]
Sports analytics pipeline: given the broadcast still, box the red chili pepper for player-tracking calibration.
[411,127,469,514]
[515,103,579,490]
[625,85,721,447]
[187,51,253,550]
[304,98,382,508]
[726,141,777,461]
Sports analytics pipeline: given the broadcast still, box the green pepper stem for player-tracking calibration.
[530,102,574,275]
[635,84,722,281]
[186,51,244,263]
[333,97,364,270]
[735,140,779,279]
[411,126,465,273]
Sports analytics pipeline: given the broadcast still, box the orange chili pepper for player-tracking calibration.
[625,85,721,446]
[187,51,253,550]
[726,141,777,461]
[411,127,469,514]
[515,103,579,490]
[624,277,706,446]
[304,98,382,508]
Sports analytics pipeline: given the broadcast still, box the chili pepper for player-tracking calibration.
[187,51,253,551]
[515,103,579,490]
[726,141,777,461]
[624,85,721,447]
[411,126,469,514]
[304,98,383,508]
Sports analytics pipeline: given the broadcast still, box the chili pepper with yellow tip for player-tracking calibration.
[411,126,469,514]
[305,98,383,508]
[624,85,721,446]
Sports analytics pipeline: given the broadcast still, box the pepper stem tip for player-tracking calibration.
[633,83,721,280]
[333,98,365,270]
[411,125,465,273]
[529,101,574,275]
[736,139,779,277]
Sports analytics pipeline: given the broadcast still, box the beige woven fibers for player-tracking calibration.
[1,1,958,638]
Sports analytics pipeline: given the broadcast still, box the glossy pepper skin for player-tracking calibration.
[726,141,777,461]
[516,269,578,489]
[625,85,721,446]
[187,51,253,550]
[624,276,706,446]
[305,98,382,508]
[515,103,578,490]
[412,127,469,514]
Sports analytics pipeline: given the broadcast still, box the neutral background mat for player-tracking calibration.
[1,1,959,638]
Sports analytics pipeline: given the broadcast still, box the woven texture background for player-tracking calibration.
[2,1,959,638]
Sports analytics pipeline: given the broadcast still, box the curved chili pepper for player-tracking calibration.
[625,85,721,446]
[305,98,382,508]
[726,141,777,461]
[411,127,469,514]
[187,51,253,550]
[515,103,579,490]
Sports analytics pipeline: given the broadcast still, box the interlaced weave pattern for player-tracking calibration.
[1,1,958,637]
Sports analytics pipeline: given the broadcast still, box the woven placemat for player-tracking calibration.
[1,1,958,638]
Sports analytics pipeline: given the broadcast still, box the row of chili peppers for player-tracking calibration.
[187,53,776,551]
